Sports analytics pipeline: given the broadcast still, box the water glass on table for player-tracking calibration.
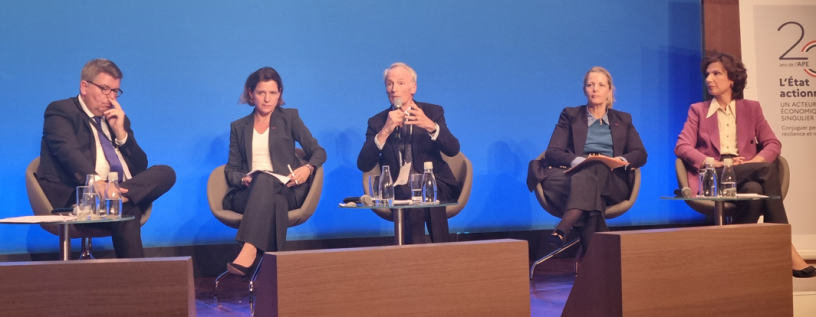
[410,174,423,204]
[369,175,381,205]
[75,185,97,220]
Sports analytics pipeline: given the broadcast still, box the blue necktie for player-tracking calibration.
[93,117,124,182]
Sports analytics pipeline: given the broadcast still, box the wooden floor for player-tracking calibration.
[194,258,577,317]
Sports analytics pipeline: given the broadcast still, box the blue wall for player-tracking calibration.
[0,0,704,254]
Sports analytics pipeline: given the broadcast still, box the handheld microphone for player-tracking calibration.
[342,195,374,206]
[394,97,403,135]
[674,187,692,197]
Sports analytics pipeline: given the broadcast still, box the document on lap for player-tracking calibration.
[564,155,627,174]
[247,169,291,184]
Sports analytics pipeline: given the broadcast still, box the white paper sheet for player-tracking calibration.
[0,215,75,223]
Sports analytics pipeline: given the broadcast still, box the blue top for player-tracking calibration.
[569,107,625,167]
[583,119,613,157]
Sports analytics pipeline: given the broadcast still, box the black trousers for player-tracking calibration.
[717,162,788,224]
[395,180,456,244]
[541,162,629,250]
[65,165,176,258]
[230,173,302,252]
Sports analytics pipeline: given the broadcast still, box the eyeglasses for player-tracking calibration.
[86,81,124,97]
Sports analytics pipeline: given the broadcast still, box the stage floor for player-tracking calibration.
[193,258,816,316]
[194,258,576,316]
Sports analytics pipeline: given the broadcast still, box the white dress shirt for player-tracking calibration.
[251,127,274,171]
[77,95,132,182]
[704,99,738,165]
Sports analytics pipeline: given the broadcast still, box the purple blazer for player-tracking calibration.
[675,99,781,194]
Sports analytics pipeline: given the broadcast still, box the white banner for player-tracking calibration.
[741,0,816,258]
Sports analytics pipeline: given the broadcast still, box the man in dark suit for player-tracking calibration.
[37,59,175,258]
[357,62,461,244]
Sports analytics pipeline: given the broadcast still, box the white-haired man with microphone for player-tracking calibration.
[357,62,461,244]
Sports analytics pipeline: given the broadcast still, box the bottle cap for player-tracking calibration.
[107,172,118,181]
[424,161,433,169]
[723,158,732,166]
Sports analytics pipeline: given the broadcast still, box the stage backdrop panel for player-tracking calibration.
[0,0,703,255]
[739,0,816,257]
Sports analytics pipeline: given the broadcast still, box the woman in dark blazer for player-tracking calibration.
[223,67,326,276]
[533,67,647,251]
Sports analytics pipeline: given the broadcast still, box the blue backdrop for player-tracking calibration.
[0,0,704,254]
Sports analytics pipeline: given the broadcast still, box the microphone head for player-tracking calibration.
[674,187,692,197]
[394,97,402,109]
[360,195,373,206]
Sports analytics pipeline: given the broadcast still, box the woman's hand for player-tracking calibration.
[242,175,252,187]
[286,165,312,187]
[732,156,765,166]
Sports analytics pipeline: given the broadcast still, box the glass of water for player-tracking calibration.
[369,175,381,205]
[75,186,96,220]
[410,174,423,204]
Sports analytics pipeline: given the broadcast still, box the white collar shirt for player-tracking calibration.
[77,95,133,181]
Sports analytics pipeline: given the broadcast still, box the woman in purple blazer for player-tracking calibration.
[675,52,814,278]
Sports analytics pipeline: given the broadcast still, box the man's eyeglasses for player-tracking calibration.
[86,81,124,97]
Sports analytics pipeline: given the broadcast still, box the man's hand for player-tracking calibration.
[105,96,128,141]
[286,166,311,188]
[95,179,130,202]
[377,109,406,144]
[405,106,436,132]
[242,175,253,187]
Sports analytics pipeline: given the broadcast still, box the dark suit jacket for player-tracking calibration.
[224,108,327,207]
[357,101,461,200]
[38,97,147,208]
[526,105,647,191]
[675,99,780,195]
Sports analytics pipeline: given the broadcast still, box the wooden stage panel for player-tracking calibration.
[563,224,792,317]
[256,239,529,317]
[0,257,195,317]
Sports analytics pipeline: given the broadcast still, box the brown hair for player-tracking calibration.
[80,59,122,82]
[701,52,747,100]
[239,67,285,106]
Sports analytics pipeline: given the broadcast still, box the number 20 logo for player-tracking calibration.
[779,21,816,77]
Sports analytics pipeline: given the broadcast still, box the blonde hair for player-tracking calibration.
[582,66,616,108]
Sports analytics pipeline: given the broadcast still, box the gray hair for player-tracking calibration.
[383,62,417,83]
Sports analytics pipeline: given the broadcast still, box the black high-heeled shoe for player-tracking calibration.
[227,262,250,276]
[793,266,816,278]
[547,229,566,248]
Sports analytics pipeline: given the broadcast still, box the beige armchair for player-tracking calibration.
[529,151,641,279]
[360,152,473,222]
[674,156,789,221]
[25,157,152,260]
[206,148,323,304]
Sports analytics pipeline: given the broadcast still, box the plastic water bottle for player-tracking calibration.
[422,161,437,204]
[703,162,718,197]
[105,172,123,218]
[380,166,394,205]
[720,158,737,197]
